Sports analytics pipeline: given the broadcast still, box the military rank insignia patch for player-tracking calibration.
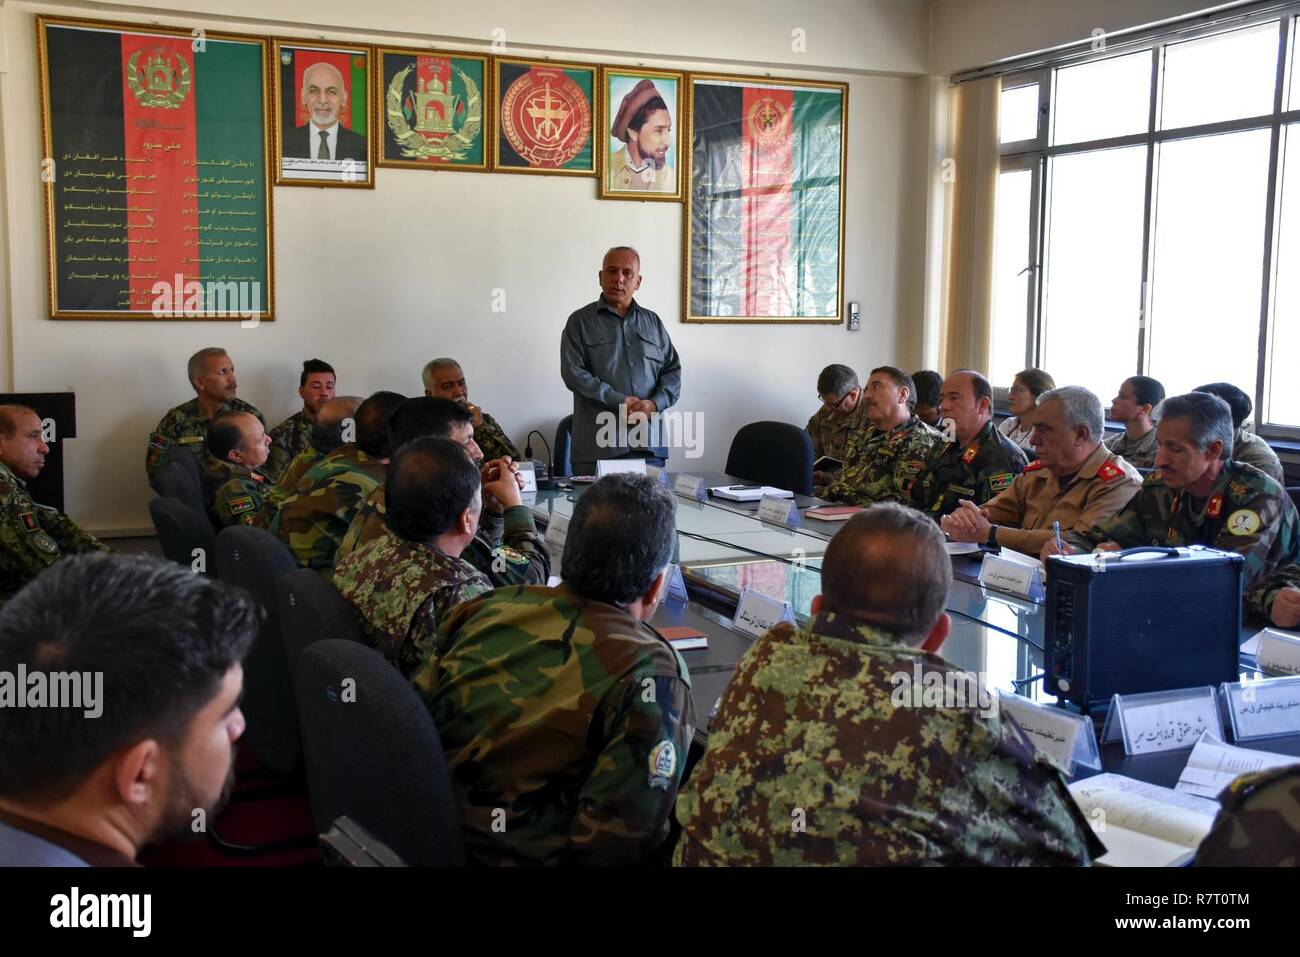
[1022,461,1044,472]
[229,495,256,515]
[146,434,170,466]
[1228,480,1251,502]
[961,442,980,465]
[494,545,530,566]
[31,531,59,556]
[1226,509,1261,536]
[988,472,1015,493]
[647,739,677,791]
[1206,494,1224,519]
[1097,462,1123,482]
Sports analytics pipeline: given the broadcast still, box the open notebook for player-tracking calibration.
[1068,773,1219,867]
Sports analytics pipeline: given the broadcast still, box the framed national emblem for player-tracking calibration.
[377,47,488,172]
[273,39,374,188]
[36,16,273,321]
[493,58,594,176]
[684,74,847,323]
[598,67,683,201]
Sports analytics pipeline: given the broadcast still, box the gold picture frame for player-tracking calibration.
[683,72,847,324]
[597,66,684,202]
[273,38,375,188]
[375,46,491,173]
[492,57,596,176]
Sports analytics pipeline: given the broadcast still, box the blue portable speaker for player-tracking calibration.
[1044,546,1243,713]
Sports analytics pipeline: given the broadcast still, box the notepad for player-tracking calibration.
[659,626,708,650]
[805,505,863,522]
[1068,773,1219,867]
[710,484,794,502]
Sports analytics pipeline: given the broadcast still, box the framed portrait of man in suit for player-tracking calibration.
[273,39,375,188]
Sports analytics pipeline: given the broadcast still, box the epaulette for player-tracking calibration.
[1096,461,1123,482]
[1023,460,1045,473]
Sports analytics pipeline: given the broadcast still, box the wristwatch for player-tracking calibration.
[985,525,999,548]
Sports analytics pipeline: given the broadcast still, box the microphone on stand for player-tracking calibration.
[525,430,556,490]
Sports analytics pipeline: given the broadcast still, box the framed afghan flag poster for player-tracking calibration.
[377,47,488,172]
[37,16,273,321]
[493,58,595,176]
[273,39,374,188]
[684,74,847,324]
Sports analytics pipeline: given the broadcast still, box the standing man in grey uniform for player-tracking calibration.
[561,246,682,475]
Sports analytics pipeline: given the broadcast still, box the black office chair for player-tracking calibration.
[147,497,217,575]
[296,640,466,866]
[216,526,301,775]
[724,421,815,496]
[553,414,573,477]
[278,568,364,692]
[157,455,207,517]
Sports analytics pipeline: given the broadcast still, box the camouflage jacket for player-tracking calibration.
[805,399,870,464]
[1256,563,1300,622]
[1234,428,1285,486]
[209,461,278,528]
[0,462,107,602]
[267,410,314,482]
[276,446,324,496]
[1105,427,1159,470]
[914,419,1029,518]
[146,397,263,492]
[270,445,386,570]
[337,486,550,586]
[822,416,944,507]
[1195,765,1300,866]
[333,529,492,677]
[1063,460,1300,613]
[475,411,520,463]
[413,583,695,866]
[674,611,1102,866]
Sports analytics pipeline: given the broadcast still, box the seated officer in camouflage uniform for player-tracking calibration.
[1104,375,1164,470]
[146,347,263,493]
[337,397,549,587]
[1046,392,1299,618]
[1194,381,1285,486]
[914,370,1028,518]
[206,412,277,528]
[942,387,1141,554]
[1195,765,1300,866]
[806,364,867,492]
[1260,564,1300,628]
[413,473,694,866]
[821,367,942,507]
[266,359,336,481]
[334,438,497,677]
[276,395,361,496]
[422,357,519,463]
[675,503,1101,866]
[0,405,106,602]
[271,391,404,571]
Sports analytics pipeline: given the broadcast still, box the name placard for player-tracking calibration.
[664,563,689,603]
[997,691,1100,775]
[597,458,647,478]
[646,465,671,488]
[1105,686,1223,756]
[731,587,795,639]
[756,495,800,530]
[673,473,708,502]
[1255,629,1300,677]
[517,463,538,494]
[1223,674,1300,741]
[544,513,569,555]
[978,550,1045,601]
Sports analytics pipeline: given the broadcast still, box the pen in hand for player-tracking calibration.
[1052,520,1063,556]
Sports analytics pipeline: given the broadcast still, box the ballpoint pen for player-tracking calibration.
[1052,519,1064,555]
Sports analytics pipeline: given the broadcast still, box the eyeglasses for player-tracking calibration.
[820,391,855,411]
[1008,384,1031,396]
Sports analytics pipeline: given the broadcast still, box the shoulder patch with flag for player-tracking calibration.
[18,512,39,532]
[988,472,1015,493]
[228,495,256,516]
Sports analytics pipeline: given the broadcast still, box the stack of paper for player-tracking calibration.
[1068,773,1219,867]
[710,485,793,502]
[1174,732,1300,800]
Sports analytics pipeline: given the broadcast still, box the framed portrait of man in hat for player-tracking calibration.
[598,67,683,201]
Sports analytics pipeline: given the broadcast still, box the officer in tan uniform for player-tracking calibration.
[942,386,1142,555]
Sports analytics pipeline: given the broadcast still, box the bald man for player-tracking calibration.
[282,60,367,161]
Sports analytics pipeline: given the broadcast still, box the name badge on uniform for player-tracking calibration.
[756,495,800,530]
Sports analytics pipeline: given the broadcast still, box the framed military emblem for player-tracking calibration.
[684,73,847,323]
[376,47,489,172]
[37,16,274,321]
[598,68,683,202]
[273,39,374,188]
[492,58,595,176]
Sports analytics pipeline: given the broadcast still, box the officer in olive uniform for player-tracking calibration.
[1051,392,1299,620]
[1195,765,1300,866]
[421,358,519,462]
[0,404,106,601]
[267,359,336,481]
[207,412,278,528]
[821,367,942,506]
[146,347,263,492]
[914,370,1028,518]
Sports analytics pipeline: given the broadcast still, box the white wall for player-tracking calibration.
[0,0,930,534]
[930,0,1254,75]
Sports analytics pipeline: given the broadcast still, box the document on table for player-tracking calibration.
[1174,732,1300,800]
[1068,773,1219,867]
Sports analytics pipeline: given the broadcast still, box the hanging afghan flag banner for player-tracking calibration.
[685,75,847,323]
[38,17,272,321]
[493,58,595,176]
[379,47,487,172]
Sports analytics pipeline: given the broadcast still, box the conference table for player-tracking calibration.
[528,473,1300,790]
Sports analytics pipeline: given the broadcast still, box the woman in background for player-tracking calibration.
[998,368,1055,453]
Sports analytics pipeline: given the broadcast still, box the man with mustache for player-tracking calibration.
[421,358,519,463]
[282,60,367,162]
[0,404,105,603]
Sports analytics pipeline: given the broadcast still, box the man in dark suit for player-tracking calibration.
[282,61,367,161]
